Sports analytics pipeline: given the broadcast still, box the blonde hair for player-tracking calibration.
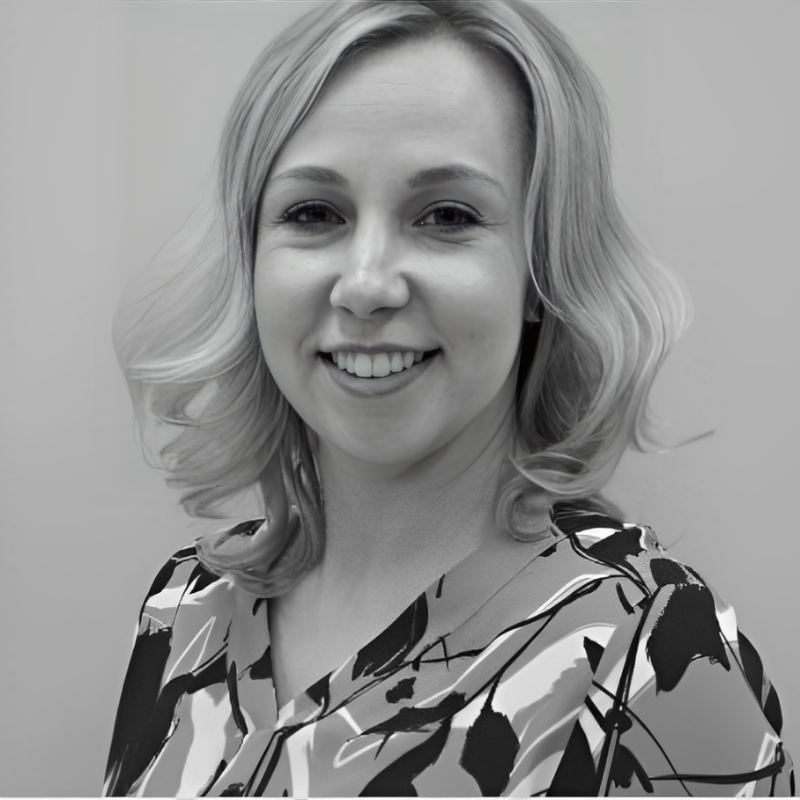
[115,1,689,595]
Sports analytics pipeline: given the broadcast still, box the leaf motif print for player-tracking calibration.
[609,744,653,793]
[108,644,229,795]
[540,542,559,558]
[249,644,272,680]
[459,698,520,796]
[649,557,689,586]
[586,529,645,565]
[546,720,598,796]
[646,583,730,692]
[359,719,453,796]
[352,594,429,680]
[737,629,765,699]
[199,759,229,797]
[738,630,784,735]
[583,636,605,674]
[105,627,173,795]
[306,673,330,711]
[188,561,222,595]
[218,782,245,796]
[386,677,416,704]
[227,662,248,736]
[145,545,196,602]
[764,685,784,738]
[105,510,796,798]
[362,693,467,737]
[186,564,219,594]
[616,582,636,615]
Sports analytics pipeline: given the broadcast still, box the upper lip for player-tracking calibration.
[320,344,439,355]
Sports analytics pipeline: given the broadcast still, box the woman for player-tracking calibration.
[104,1,793,796]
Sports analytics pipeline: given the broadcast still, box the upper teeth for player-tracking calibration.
[333,350,426,378]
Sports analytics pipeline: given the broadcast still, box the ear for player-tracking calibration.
[523,284,542,323]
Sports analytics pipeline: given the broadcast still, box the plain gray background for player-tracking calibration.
[1,1,798,795]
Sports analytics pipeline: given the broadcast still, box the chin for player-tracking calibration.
[322,427,441,468]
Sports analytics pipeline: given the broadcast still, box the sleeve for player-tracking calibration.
[103,545,240,797]
[546,523,795,797]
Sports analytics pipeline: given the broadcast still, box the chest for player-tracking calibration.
[267,590,415,707]
[206,580,600,797]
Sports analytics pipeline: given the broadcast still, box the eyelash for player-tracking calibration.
[280,201,345,229]
[279,200,483,234]
[414,201,483,233]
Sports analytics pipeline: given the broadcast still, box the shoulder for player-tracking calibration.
[540,498,794,796]
[135,541,234,633]
[495,496,698,636]
[119,540,239,707]
[105,540,246,796]
[550,496,717,601]
[547,497,739,693]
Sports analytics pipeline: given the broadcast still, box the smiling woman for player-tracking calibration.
[105,1,794,797]
[255,40,529,484]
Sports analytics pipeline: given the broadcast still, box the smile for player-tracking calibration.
[319,349,441,396]
[329,349,434,378]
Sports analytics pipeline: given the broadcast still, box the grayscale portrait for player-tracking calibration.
[0,1,797,796]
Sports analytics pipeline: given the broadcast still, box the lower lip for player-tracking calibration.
[319,352,439,397]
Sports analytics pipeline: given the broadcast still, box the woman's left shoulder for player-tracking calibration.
[541,497,795,796]
[550,495,732,604]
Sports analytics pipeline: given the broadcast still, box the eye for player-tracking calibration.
[414,202,482,232]
[281,201,345,228]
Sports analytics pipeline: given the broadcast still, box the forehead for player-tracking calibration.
[273,39,527,189]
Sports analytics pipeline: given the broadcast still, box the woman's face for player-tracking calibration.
[255,39,530,471]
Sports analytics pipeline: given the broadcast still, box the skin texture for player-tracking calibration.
[254,39,533,705]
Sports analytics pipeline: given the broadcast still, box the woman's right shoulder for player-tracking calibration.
[135,542,229,631]
[126,541,242,695]
[104,542,243,796]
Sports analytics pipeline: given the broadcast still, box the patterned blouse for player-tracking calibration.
[104,500,794,796]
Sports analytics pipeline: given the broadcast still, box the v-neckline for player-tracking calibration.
[265,500,564,728]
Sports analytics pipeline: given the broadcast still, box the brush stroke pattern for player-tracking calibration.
[104,501,794,796]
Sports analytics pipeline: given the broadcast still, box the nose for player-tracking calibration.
[329,215,410,318]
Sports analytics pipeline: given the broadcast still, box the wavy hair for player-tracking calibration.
[114,0,689,595]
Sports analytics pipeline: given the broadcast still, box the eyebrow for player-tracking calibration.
[407,164,506,197]
[264,163,505,196]
[265,166,350,193]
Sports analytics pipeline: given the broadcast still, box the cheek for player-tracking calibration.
[442,257,526,362]
[253,279,288,361]
[252,249,321,356]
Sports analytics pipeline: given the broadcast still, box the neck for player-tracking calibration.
[310,407,516,592]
